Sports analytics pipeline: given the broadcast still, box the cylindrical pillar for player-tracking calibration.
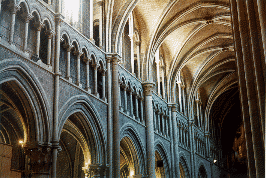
[129,90,133,116]
[76,51,81,86]
[111,54,121,178]
[161,113,165,136]
[142,82,155,178]
[123,86,127,112]
[231,0,265,177]
[102,72,106,100]
[135,95,139,120]
[36,24,42,58]
[51,14,62,178]
[169,104,180,178]
[93,64,98,95]
[85,60,91,92]
[181,85,186,115]
[23,14,32,51]
[9,5,20,44]
[47,31,53,65]
[66,46,71,80]
[106,54,113,177]
[135,41,141,78]
[140,98,144,124]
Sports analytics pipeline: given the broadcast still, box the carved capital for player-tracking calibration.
[25,14,34,23]
[10,4,21,14]
[142,82,155,96]
[36,22,44,31]
[111,53,121,65]
[168,103,177,112]
[47,30,55,39]
[55,13,64,26]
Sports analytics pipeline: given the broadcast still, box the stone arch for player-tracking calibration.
[120,124,146,176]
[179,155,190,178]
[0,59,51,145]
[154,141,170,178]
[58,95,106,165]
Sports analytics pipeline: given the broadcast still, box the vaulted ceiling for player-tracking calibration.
[109,0,236,119]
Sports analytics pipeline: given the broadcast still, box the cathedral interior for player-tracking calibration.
[0,0,265,177]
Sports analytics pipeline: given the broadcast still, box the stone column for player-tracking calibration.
[195,99,200,127]
[231,0,265,177]
[106,54,112,177]
[47,30,54,65]
[135,95,139,120]
[23,14,33,51]
[161,113,165,136]
[111,54,121,178]
[93,64,99,96]
[75,51,82,86]
[97,0,103,48]
[140,98,144,124]
[35,23,43,58]
[102,71,106,100]
[181,85,186,115]
[168,104,179,178]
[9,4,20,44]
[118,83,122,110]
[129,89,133,117]
[161,67,165,99]
[178,84,183,113]
[135,41,141,78]
[189,120,196,178]
[85,60,91,93]
[66,45,71,80]
[51,14,63,178]
[142,82,155,178]
[123,85,127,112]
[154,110,157,132]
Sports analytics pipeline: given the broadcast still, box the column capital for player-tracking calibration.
[36,22,44,31]
[142,82,155,96]
[106,53,121,64]
[47,30,55,39]
[74,50,82,57]
[9,4,21,14]
[25,14,34,23]
[168,103,177,112]
[55,13,64,26]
